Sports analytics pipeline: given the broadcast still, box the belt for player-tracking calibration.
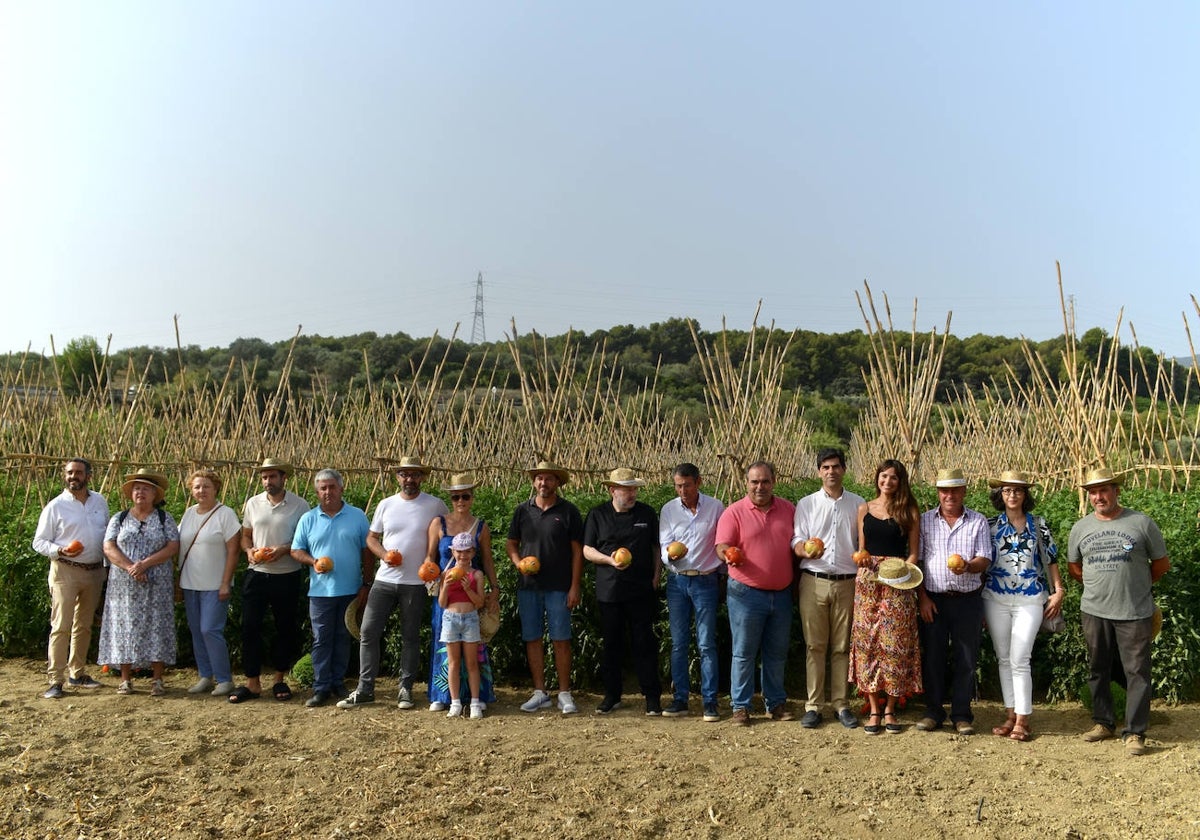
[55,556,104,570]
[673,569,715,577]
[802,569,856,581]
[928,586,982,599]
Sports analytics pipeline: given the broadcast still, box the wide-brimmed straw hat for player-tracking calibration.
[121,469,168,503]
[526,460,570,485]
[394,455,431,476]
[988,470,1033,488]
[873,558,924,590]
[442,472,479,492]
[934,469,968,488]
[257,457,292,475]
[602,467,646,488]
[1152,605,1163,639]
[345,599,365,640]
[1080,467,1124,488]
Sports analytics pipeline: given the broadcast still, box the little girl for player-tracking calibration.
[438,532,486,719]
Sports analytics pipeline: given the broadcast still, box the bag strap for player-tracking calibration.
[181,505,222,572]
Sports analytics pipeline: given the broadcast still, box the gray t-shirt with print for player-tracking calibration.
[1068,508,1166,621]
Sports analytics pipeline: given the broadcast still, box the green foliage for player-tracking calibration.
[55,335,106,397]
[5,475,1200,703]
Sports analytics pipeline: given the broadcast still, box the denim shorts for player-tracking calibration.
[517,588,572,642]
[440,610,481,644]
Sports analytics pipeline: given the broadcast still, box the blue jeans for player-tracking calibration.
[183,588,231,684]
[666,573,720,706]
[310,594,356,693]
[726,578,791,712]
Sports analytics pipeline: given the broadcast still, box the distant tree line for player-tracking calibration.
[3,319,1190,448]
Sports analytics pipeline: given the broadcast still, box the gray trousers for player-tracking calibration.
[356,581,427,695]
[1082,611,1153,736]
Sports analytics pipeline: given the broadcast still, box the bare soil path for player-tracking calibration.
[1,658,1197,839]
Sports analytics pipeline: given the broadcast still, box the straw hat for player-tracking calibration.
[442,472,479,492]
[394,455,432,475]
[1080,467,1124,488]
[345,599,365,641]
[988,470,1033,488]
[120,469,168,503]
[873,558,924,590]
[602,467,646,487]
[526,460,570,485]
[934,469,968,488]
[257,457,292,475]
[1151,605,1163,639]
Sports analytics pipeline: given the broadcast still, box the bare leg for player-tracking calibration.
[447,642,462,697]
[552,639,572,692]
[464,641,481,699]
[526,640,546,691]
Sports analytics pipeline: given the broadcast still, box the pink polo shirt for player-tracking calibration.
[715,495,797,591]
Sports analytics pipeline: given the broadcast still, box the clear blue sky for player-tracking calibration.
[2,2,1197,357]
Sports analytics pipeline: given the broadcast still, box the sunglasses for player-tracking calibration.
[451,493,473,502]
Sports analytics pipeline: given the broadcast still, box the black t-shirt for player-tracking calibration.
[584,500,658,603]
[507,497,584,592]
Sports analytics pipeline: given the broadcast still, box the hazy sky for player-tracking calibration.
[2,2,1197,357]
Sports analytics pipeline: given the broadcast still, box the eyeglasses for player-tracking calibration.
[1000,487,1026,495]
[451,493,473,502]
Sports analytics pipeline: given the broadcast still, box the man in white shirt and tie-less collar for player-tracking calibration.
[792,448,866,729]
[659,463,725,722]
[32,458,111,699]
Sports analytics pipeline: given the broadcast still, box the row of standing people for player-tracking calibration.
[33,454,1169,752]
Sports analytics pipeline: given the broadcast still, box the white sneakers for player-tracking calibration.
[521,689,553,712]
[519,689,577,714]
[448,699,485,719]
[429,701,447,712]
[188,677,215,694]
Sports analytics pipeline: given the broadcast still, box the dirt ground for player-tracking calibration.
[2,658,1198,840]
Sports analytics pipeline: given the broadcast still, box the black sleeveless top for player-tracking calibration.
[862,512,908,557]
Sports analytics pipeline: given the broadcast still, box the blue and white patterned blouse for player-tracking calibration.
[985,512,1058,603]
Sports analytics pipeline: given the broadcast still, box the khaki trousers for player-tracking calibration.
[47,561,105,684]
[799,573,855,713]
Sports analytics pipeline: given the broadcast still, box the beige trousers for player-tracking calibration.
[47,561,105,684]
[798,573,855,713]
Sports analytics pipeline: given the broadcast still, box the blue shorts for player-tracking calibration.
[440,610,481,644]
[517,589,572,642]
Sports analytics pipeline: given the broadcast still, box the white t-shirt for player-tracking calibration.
[178,504,242,590]
[370,492,448,585]
[242,490,309,575]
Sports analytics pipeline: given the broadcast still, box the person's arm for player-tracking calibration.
[583,544,619,566]
[1150,556,1170,582]
[1044,563,1066,617]
[477,523,499,605]
[366,530,386,564]
[358,544,374,606]
[426,518,442,565]
[437,575,451,608]
[567,541,583,608]
[219,531,239,601]
[31,505,63,558]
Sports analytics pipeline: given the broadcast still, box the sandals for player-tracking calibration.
[884,712,902,734]
[992,714,1017,737]
[228,686,261,704]
[1010,716,1031,742]
[864,713,882,735]
[272,681,293,702]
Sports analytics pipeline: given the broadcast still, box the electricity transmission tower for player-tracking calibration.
[470,272,486,344]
